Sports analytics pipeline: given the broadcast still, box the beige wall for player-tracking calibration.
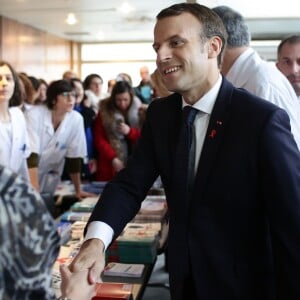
[0,16,80,81]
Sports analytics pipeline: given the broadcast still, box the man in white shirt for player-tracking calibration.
[213,6,300,150]
[276,35,300,101]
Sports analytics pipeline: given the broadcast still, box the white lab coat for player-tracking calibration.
[25,105,87,195]
[0,107,31,181]
[226,47,300,150]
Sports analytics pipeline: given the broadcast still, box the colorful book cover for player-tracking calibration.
[70,201,96,212]
[60,211,91,222]
[92,282,133,300]
[103,262,145,278]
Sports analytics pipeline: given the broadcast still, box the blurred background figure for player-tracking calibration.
[27,75,41,103]
[25,79,93,213]
[116,71,147,124]
[134,65,153,104]
[276,35,300,100]
[93,80,142,181]
[35,78,48,104]
[83,73,104,113]
[71,78,97,180]
[150,68,172,98]
[213,5,300,150]
[0,164,60,300]
[105,78,117,97]
[18,72,36,109]
[0,61,32,183]
[62,70,78,80]
[0,164,96,300]
[116,72,134,86]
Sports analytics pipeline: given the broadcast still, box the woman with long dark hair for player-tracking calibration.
[93,80,142,181]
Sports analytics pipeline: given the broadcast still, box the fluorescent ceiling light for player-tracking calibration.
[66,13,77,25]
[118,1,135,14]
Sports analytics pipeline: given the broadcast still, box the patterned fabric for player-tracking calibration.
[0,165,60,300]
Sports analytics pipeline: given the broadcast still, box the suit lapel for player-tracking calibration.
[194,78,234,191]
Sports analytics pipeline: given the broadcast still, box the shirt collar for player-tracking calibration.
[182,74,222,115]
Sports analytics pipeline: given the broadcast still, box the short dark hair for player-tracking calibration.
[212,6,250,48]
[156,3,227,67]
[0,60,22,107]
[28,76,41,92]
[83,74,103,90]
[277,35,300,58]
[70,77,83,87]
[70,77,87,103]
[46,79,73,110]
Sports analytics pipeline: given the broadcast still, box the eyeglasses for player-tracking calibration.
[60,91,77,98]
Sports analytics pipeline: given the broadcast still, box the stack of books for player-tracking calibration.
[59,196,101,222]
[52,239,83,297]
[70,196,98,212]
[106,222,160,264]
[60,211,91,222]
[56,221,72,245]
[70,220,87,240]
[103,262,145,278]
[132,195,167,223]
[92,282,133,300]
[82,181,107,195]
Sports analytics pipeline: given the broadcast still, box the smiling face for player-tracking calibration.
[153,12,220,103]
[0,64,15,105]
[277,42,300,96]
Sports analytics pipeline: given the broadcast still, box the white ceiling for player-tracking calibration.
[0,0,299,43]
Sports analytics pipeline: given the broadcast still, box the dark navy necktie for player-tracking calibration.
[174,106,198,197]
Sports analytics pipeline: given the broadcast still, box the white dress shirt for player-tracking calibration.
[183,75,222,175]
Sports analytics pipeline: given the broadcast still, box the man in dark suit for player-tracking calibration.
[70,3,300,299]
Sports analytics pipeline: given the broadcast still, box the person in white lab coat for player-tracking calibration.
[25,79,94,200]
[213,6,300,150]
[0,60,31,182]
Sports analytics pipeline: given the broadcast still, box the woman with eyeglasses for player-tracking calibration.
[25,79,94,208]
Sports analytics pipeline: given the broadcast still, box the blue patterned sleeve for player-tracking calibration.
[0,165,60,300]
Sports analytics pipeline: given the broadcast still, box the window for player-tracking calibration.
[81,43,156,87]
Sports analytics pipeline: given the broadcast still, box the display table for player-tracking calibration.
[102,260,156,300]
[52,182,168,300]
[52,241,158,300]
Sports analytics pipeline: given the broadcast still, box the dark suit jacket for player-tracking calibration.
[89,78,300,300]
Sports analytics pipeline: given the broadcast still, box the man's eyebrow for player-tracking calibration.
[152,35,183,48]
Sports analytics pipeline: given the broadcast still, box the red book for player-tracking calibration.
[92,282,134,300]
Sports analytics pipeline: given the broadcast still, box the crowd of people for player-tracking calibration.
[0,60,159,299]
[0,62,158,201]
[1,2,300,300]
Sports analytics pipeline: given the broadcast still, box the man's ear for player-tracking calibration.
[208,36,222,58]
